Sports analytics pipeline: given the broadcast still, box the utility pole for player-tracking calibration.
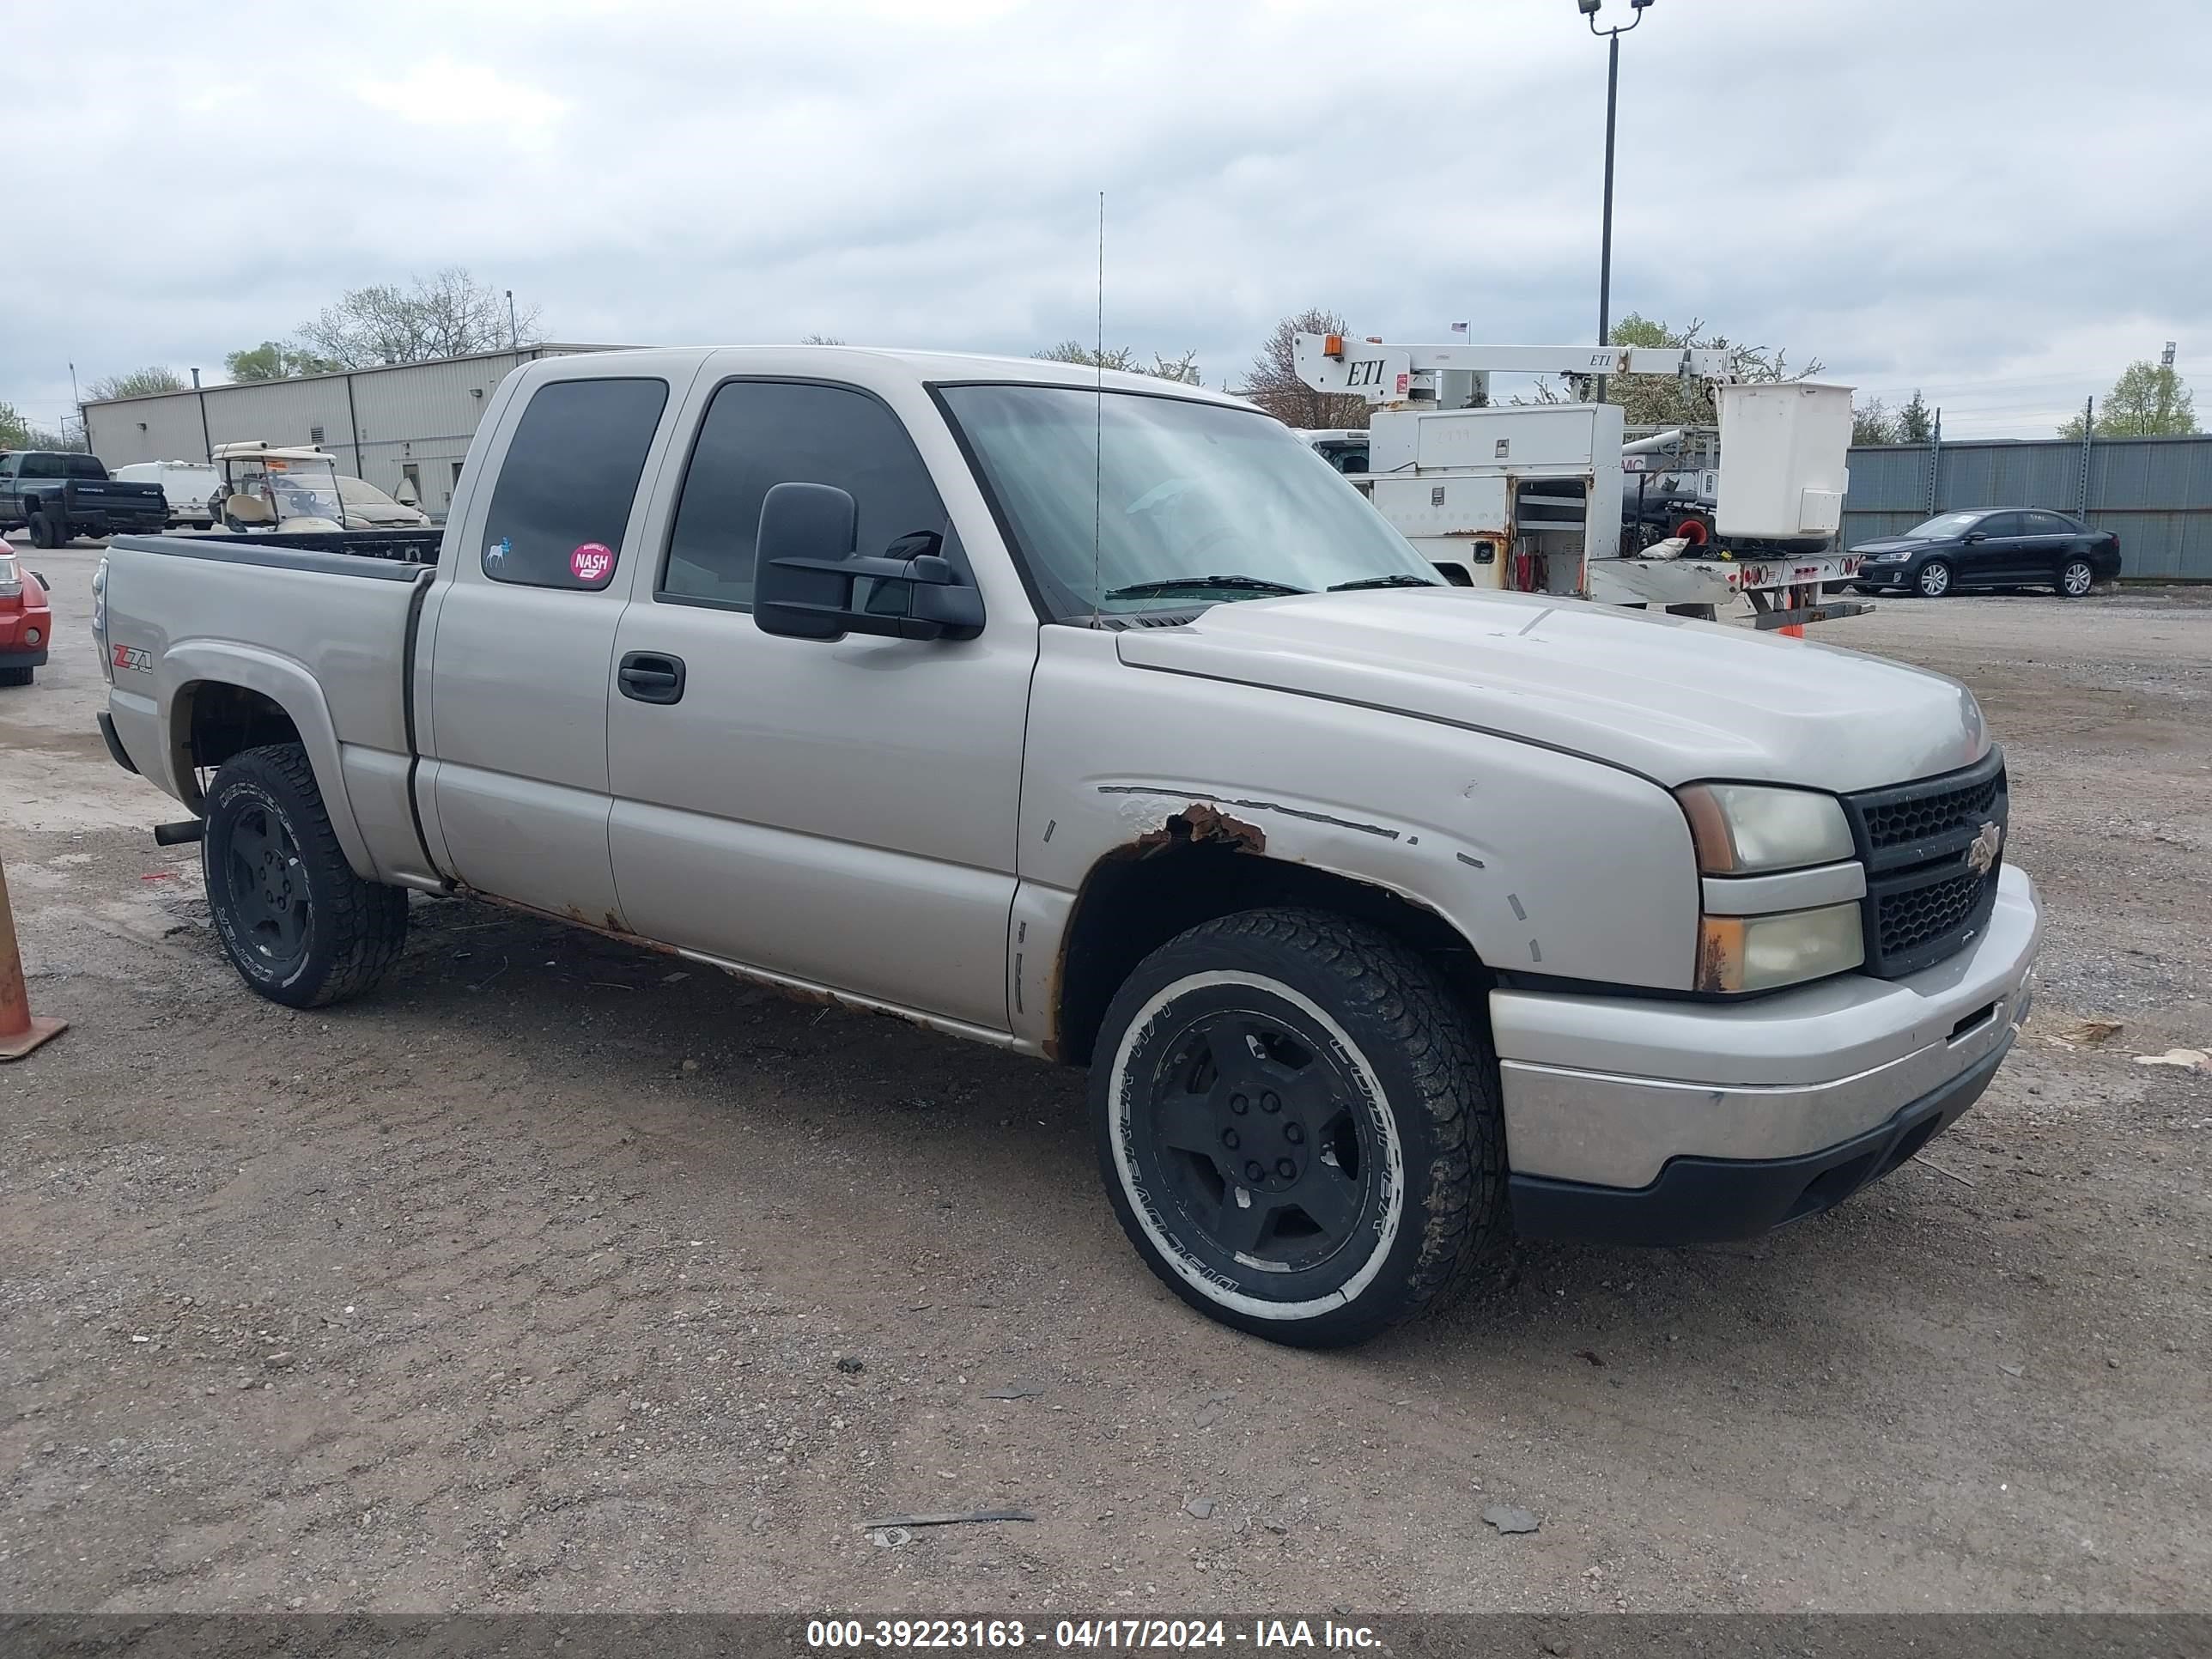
[68,362,82,453]
[1578,0,1654,406]
[1927,407,1942,516]
[192,368,213,465]
[507,289,520,352]
[2078,395,2094,519]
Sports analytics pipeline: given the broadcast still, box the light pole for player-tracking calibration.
[1577,0,1653,405]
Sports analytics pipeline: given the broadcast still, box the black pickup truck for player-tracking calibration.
[0,450,168,546]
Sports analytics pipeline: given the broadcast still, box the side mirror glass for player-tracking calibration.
[1965,530,1987,544]
[754,482,983,641]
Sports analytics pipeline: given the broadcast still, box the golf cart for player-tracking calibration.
[208,443,349,533]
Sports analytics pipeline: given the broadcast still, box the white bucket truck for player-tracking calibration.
[1296,332,1869,628]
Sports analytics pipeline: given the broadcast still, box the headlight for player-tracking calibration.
[1869,551,1910,563]
[1697,902,1864,994]
[1676,782,1855,874]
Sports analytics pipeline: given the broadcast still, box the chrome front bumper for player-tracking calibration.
[1492,863,2042,1192]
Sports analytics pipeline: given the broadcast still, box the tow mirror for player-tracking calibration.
[753,482,982,642]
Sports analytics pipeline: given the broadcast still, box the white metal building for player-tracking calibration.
[81,344,624,520]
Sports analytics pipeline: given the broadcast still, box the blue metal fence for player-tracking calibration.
[1842,434,2212,580]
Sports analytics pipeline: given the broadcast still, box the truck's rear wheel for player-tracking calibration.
[1091,908,1505,1347]
[27,511,61,549]
[203,744,407,1008]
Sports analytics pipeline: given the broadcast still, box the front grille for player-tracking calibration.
[1876,866,1988,961]
[1842,748,2007,979]
[1861,769,2002,855]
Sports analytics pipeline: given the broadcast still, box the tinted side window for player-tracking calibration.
[21,453,60,479]
[481,378,669,588]
[659,381,949,610]
[64,454,106,480]
[2022,511,2071,534]
[1976,513,2021,538]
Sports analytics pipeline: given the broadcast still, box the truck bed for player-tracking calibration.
[100,532,439,884]
[109,526,444,569]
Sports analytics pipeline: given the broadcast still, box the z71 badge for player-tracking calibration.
[111,644,152,674]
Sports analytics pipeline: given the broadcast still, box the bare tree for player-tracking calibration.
[1242,309,1370,429]
[87,366,186,401]
[1530,314,1824,426]
[1852,397,1898,446]
[799,334,848,345]
[1034,341,1202,384]
[294,268,542,368]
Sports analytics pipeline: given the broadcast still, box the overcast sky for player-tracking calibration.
[5,0,2204,440]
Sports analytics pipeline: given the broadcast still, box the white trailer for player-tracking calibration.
[1294,332,1869,629]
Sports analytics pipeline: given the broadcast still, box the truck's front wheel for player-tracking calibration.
[1091,908,1505,1347]
[203,744,407,1008]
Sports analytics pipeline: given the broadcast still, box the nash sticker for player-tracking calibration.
[569,542,617,585]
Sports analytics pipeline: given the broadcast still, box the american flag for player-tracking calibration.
[1449,322,1468,335]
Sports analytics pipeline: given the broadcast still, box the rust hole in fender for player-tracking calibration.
[1129,802,1267,858]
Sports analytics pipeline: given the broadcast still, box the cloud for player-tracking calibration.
[353,56,571,137]
[3,0,2205,444]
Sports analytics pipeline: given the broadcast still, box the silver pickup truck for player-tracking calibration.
[93,346,2041,1346]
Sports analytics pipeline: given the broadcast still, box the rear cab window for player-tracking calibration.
[481,378,671,589]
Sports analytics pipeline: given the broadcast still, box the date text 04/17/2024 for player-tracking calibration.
[804,1618,1382,1650]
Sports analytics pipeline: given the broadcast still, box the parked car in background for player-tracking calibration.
[335,473,431,529]
[1851,508,2120,599]
[113,461,220,529]
[0,547,53,685]
[0,450,167,546]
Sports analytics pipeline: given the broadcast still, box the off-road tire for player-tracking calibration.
[203,743,407,1008]
[1091,908,1506,1348]
[27,511,61,549]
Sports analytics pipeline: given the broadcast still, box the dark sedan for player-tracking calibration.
[1850,508,2121,599]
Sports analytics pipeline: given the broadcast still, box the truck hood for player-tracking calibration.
[1113,587,1989,792]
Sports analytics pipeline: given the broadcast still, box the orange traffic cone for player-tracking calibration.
[0,856,66,1060]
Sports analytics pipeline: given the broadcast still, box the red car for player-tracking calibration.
[0,546,52,686]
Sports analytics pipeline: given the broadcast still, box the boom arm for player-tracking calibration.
[1293,332,1734,407]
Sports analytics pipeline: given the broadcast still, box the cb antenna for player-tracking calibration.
[1090,191,1105,629]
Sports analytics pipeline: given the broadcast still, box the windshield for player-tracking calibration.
[249,459,343,524]
[336,476,398,507]
[938,385,1437,619]
[1905,512,1984,538]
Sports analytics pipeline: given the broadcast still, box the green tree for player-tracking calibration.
[1852,397,1898,446]
[0,403,76,450]
[225,341,340,381]
[2059,361,2198,438]
[86,366,186,401]
[1897,390,1933,443]
[1035,340,1202,384]
[295,267,540,369]
[1242,307,1370,429]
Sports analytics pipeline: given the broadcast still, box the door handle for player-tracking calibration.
[617,652,686,704]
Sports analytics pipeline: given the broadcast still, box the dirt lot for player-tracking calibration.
[2,539,2206,1616]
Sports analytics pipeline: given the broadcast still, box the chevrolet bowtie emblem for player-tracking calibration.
[1967,820,2002,876]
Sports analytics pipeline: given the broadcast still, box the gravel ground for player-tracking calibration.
[1,540,2206,1616]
